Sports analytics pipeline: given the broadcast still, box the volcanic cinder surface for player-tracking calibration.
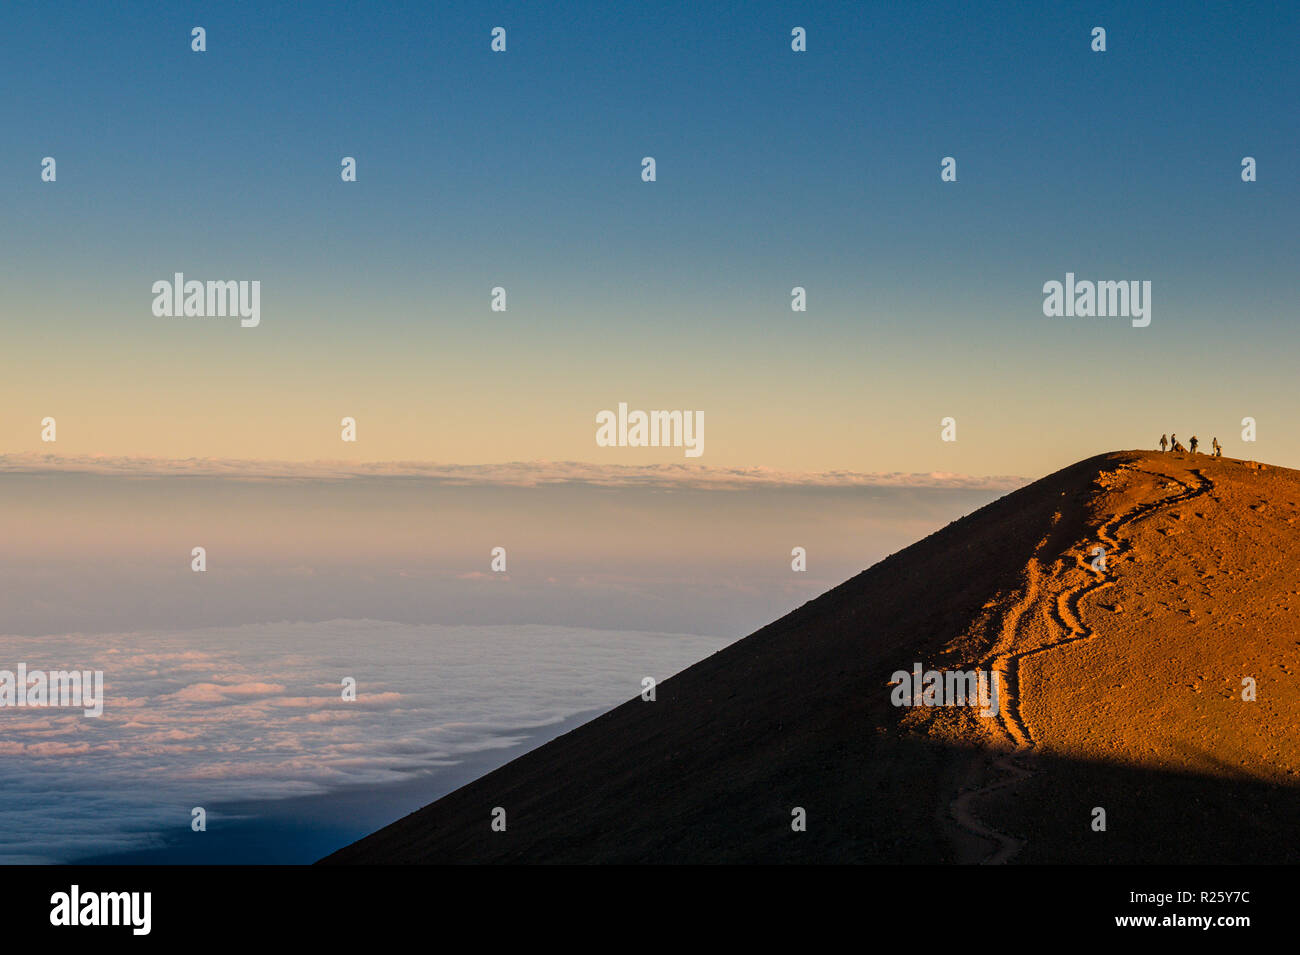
[323,451,1300,864]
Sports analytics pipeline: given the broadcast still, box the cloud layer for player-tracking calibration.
[0,621,730,862]
[0,453,1027,491]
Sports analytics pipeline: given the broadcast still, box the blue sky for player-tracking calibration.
[2,0,1297,475]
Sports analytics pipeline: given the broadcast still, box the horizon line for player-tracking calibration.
[0,453,1028,491]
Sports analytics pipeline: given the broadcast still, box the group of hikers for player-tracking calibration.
[1160,433,1221,456]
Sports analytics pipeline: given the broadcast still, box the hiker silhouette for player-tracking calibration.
[1212,437,1222,457]
[1160,434,1168,452]
[1190,436,1199,454]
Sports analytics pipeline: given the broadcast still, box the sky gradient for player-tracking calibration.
[3,0,1297,477]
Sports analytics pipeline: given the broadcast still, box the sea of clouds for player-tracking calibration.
[0,620,730,863]
[0,453,1027,490]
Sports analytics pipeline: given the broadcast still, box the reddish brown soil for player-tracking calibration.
[322,451,1300,864]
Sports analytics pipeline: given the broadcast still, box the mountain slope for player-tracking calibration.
[322,451,1300,864]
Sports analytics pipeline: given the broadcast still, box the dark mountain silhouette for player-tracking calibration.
[321,451,1300,863]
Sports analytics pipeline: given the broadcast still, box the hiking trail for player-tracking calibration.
[949,463,1214,863]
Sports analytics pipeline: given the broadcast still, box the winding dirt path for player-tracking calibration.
[949,464,1214,863]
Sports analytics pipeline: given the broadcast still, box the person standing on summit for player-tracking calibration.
[1190,435,1199,454]
[1212,437,1222,457]
[1160,434,1168,452]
